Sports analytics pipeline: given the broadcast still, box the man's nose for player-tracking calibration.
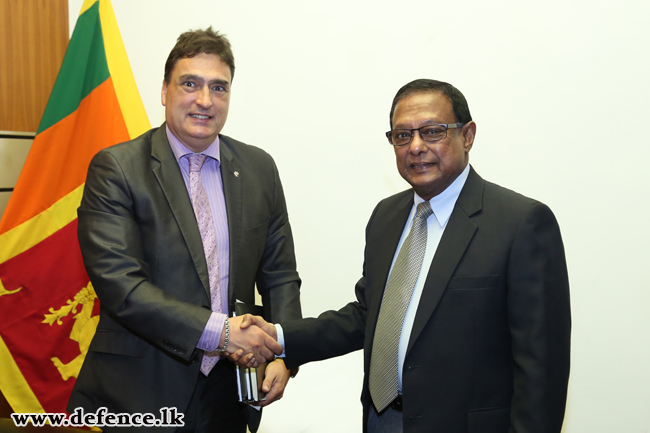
[408,131,429,154]
[195,87,213,109]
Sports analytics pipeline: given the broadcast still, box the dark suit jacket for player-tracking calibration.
[282,166,570,433]
[68,124,302,431]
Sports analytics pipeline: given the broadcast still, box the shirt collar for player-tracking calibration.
[166,125,221,163]
[413,164,470,228]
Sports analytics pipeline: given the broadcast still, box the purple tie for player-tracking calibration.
[189,154,222,375]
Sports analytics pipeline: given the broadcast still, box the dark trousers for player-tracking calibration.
[178,359,247,433]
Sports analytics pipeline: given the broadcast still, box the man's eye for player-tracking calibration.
[211,85,225,92]
[395,131,412,140]
[182,81,196,87]
[421,127,445,137]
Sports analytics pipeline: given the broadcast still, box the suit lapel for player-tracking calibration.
[150,126,210,299]
[406,166,485,355]
[218,136,243,310]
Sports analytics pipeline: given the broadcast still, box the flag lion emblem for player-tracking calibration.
[43,281,99,380]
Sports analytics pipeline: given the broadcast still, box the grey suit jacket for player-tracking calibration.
[282,166,570,433]
[68,124,302,431]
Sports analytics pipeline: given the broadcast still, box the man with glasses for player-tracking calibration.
[236,79,571,433]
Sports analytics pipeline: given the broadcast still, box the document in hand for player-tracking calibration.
[233,301,267,403]
[236,363,266,403]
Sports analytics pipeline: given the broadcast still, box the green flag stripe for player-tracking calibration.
[37,2,110,134]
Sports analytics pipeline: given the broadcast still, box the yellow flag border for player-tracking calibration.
[0,336,45,413]
[79,0,96,15]
[0,186,84,264]
[99,0,150,139]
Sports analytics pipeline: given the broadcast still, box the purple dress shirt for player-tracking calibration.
[166,126,229,353]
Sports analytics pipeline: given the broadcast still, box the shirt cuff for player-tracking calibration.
[275,323,286,357]
[197,312,227,352]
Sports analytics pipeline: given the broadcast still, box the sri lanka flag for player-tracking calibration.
[0,0,149,414]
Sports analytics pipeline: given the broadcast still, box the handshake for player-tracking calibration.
[218,315,291,406]
[222,314,279,368]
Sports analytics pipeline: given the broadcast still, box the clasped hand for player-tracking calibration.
[223,314,280,366]
[225,315,288,406]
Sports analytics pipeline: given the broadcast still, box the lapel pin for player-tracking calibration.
[233,171,240,177]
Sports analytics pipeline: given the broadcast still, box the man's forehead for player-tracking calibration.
[170,53,231,80]
[393,92,453,123]
[177,72,230,85]
[399,91,449,109]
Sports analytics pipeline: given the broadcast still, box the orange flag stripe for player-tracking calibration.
[0,77,128,235]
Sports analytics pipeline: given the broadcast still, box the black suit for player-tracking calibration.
[282,166,570,433]
[68,124,302,431]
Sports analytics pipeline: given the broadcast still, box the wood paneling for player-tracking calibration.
[0,0,69,132]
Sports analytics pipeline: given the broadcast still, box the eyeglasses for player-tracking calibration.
[386,123,466,146]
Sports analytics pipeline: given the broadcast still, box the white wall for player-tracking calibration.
[65,1,650,432]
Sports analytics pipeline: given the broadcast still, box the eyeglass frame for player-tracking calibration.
[385,123,466,146]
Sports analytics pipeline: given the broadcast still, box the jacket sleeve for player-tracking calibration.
[507,202,571,433]
[257,157,303,323]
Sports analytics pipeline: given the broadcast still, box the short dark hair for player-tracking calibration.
[389,79,472,128]
[164,27,235,83]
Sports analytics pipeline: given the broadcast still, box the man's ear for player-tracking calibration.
[161,79,168,106]
[463,121,477,153]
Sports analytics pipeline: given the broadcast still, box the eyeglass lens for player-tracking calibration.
[389,125,447,146]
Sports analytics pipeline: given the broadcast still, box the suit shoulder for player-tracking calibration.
[94,127,159,161]
[376,189,413,208]
[481,179,556,221]
[367,189,412,222]
[484,179,539,207]
[219,134,281,181]
[220,134,275,162]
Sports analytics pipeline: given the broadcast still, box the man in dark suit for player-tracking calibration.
[238,79,570,433]
[67,28,302,432]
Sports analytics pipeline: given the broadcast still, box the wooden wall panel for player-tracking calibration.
[0,0,67,412]
[0,0,69,132]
